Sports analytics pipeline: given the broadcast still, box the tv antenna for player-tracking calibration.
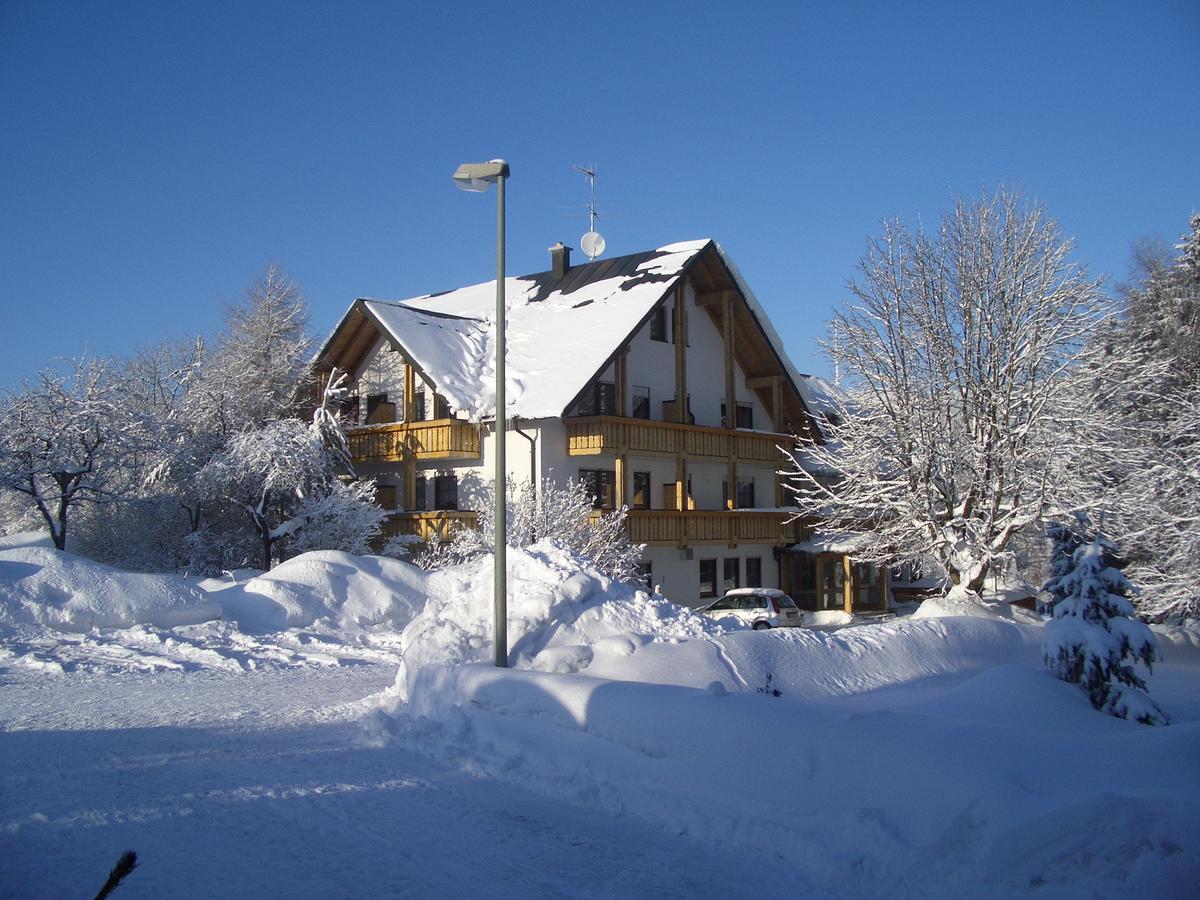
[573,164,606,259]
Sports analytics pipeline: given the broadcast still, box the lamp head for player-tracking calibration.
[453,159,510,192]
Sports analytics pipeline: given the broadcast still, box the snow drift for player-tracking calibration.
[0,547,221,630]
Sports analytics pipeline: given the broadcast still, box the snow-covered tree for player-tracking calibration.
[418,477,645,584]
[1043,520,1169,725]
[0,358,145,550]
[203,264,312,430]
[197,370,381,570]
[1063,215,1200,621]
[786,189,1107,599]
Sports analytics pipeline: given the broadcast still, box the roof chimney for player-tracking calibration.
[549,242,572,279]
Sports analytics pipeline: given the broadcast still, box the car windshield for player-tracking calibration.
[774,594,798,608]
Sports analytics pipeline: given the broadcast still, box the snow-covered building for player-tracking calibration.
[313,239,888,610]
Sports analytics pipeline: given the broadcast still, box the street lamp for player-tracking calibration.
[453,159,510,668]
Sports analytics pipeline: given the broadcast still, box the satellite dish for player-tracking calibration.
[581,230,606,259]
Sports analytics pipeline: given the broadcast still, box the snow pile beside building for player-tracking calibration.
[391,540,726,702]
[0,546,221,630]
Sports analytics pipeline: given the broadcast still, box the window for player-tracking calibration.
[411,388,426,422]
[663,483,677,510]
[434,395,451,420]
[434,474,458,511]
[375,484,397,510]
[412,475,427,511]
[572,381,616,417]
[637,561,653,592]
[632,472,651,510]
[699,559,717,597]
[722,478,755,509]
[579,468,616,509]
[631,386,650,419]
[737,477,755,509]
[723,558,740,593]
[721,401,754,430]
[649,304,667,342]
[746,557,762,588]
[737,403,753,430]
[367,393,390,425]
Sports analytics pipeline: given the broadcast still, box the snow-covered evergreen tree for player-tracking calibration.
[418,477,644,584]
[1043,520,1169,725]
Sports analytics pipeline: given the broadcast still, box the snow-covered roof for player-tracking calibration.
[359,241,706,420]
[319,238,824,429]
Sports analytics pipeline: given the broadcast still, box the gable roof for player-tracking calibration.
[314,239,822,435]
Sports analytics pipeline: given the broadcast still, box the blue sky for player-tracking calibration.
[2,0,1197,390]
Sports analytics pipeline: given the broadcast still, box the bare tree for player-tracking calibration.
[0,358,143,550]
[419,477,645,585]
[1065,215,1200,621]
[786,189,1107,597]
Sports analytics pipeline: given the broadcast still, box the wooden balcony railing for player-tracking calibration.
[380,510,478,543]
[567,416,790,466]
[348,419,481,464]
[589,509,810,547]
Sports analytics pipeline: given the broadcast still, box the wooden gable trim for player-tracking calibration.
[697,247,821,441]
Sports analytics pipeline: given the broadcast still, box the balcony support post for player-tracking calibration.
[673,284,687,424]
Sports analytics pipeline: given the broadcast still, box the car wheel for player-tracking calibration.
[753,621,770,630]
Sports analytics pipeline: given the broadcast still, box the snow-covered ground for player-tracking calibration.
[2,538,1198,898]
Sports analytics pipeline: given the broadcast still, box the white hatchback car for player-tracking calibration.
[700,588,804,629]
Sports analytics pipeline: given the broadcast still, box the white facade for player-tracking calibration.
[321,241,834,609]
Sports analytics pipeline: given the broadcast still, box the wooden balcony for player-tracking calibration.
[593,509,811,548]
[567,416,790,466]
[380,510,478,542]
[348,419,481,464]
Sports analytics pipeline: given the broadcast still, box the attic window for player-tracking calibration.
[572,299,594,309]
[649,305,667,342]
[572,381,616,417]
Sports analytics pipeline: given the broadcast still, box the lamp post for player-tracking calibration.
[452,159,510,667]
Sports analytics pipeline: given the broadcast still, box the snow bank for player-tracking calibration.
[391,541,723,701]
[366,548,1199,896]
[0,547,221,631]
[912,586,1011,620]
[0,531,54,550]
[217,551,428,634]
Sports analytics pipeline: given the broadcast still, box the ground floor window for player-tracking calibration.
[434,474,458,510]
[699,559,717,597]
[722,558,739,593]
[746,557,762,588]
[412,475,427,511]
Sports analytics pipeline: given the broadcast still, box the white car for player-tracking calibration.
[701,588,803,629]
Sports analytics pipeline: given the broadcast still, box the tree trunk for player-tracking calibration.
[55,495,68,551]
